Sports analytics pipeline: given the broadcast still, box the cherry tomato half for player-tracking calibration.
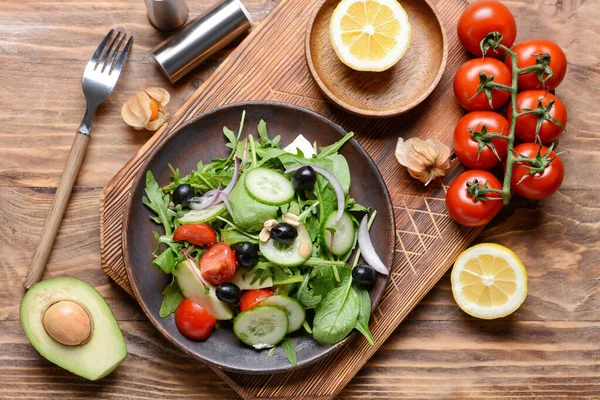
[510,39,567,90]
[446,170,503,227]
[457,0,517,58]
[510,143,564,200]
[239,289,274,312]
[454,58,511,111]
[200,243,237,285]
[173,223,217,247]
[175,298,217,341]
[508,90,567,143]
[454,111,510,170]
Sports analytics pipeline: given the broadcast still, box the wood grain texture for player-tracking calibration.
[306,0,447,117]
[24,132,90,288]
[1,0,599,398]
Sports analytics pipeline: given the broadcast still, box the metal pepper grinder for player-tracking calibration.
[145,0,189,31]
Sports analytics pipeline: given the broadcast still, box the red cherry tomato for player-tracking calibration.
[508,90,567,143]
[453,58,512,111]
[200,243,236,285]
[510,143,564,200]
[509,39,567,90]
[454,111,510,169]
[239,289,274,312]
[457,0,517,58]
[446,170,503,227]
[175,298,217,341]
[173,223,217,247]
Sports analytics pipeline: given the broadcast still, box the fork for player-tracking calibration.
[24,30,132,289]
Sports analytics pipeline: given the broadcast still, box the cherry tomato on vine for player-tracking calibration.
[510,143,564,200]
[175,299,217,341]
[507,90,567,143]
[509,39,567,90]
[239,289,274,312]
[454,111,510,170]
[457,0,517,58]
[200,243,236,285]
[454,58,512,111]
[173,223,217,247]
[446,170,503,227]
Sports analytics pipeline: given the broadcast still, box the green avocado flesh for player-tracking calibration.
[20,277,127,381]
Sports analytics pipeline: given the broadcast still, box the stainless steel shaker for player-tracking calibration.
[151,0,254,83]
[145,0,189,31]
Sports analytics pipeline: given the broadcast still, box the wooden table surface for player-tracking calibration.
[2,0,599,398]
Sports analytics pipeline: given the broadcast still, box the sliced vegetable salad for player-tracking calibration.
[143,112,388,365]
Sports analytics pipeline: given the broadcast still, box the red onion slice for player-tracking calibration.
[358,215,388,275]
[286,164,345,222]
[188,186,221,210]
[223,156,240,195]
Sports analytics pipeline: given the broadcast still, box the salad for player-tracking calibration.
[143,112,388,365]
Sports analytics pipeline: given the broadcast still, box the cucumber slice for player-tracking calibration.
[322,211,356,256]
[259,223,312,267]
[229,269,273,290]
[178,204,226,224]
[244,168,294,206]
[233,306,288,348]
[260,295,305,333]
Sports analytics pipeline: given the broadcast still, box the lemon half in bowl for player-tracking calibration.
[330,0,412,72]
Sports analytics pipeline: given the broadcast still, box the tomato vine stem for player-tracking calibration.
[494,43,519,204]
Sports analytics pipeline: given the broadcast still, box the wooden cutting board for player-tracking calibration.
[100,0,472,398]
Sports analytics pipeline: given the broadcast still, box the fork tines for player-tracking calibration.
[87,29,133,76]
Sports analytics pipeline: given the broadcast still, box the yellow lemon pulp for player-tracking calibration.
[451,244,528,319]
[331,0,412,72]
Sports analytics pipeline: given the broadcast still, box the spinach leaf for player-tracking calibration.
[220,228,259,246]
[310,266,350,300]
[281,338,297,366]
[152,247,180,274]
[353,285,375,345]
[159,279,183,317]
[312,274,360,346]
[143,171,173,236]
[326,154,350,194]
[228,173,278,232]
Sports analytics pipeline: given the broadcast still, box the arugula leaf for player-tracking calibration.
[223,126,237,146]
[228,173,278,232]
[312,274,359,346]
[297,275,322,309]
[346,197,370,213]
[281,338,297,366]
[267,346,276,357]
[143,171,173,236]
[153,247,180,274]
[257,120,269,141]
[353,285,375,345]
[317,132,354,158]
[159,279,183,317]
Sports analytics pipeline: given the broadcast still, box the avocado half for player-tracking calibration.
[20,277,127,381]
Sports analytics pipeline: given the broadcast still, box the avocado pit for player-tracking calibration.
[42,300,92,346]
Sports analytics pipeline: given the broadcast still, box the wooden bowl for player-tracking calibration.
[122,101,395,374]
[306,0,448,118]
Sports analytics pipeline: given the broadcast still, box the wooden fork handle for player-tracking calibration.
[24,133,90,289]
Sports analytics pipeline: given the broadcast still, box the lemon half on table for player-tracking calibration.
[330,0,412,72]
[451,243,528,320]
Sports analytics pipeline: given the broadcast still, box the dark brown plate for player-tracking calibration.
[123,101,395,374]
[306,0,447,118]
